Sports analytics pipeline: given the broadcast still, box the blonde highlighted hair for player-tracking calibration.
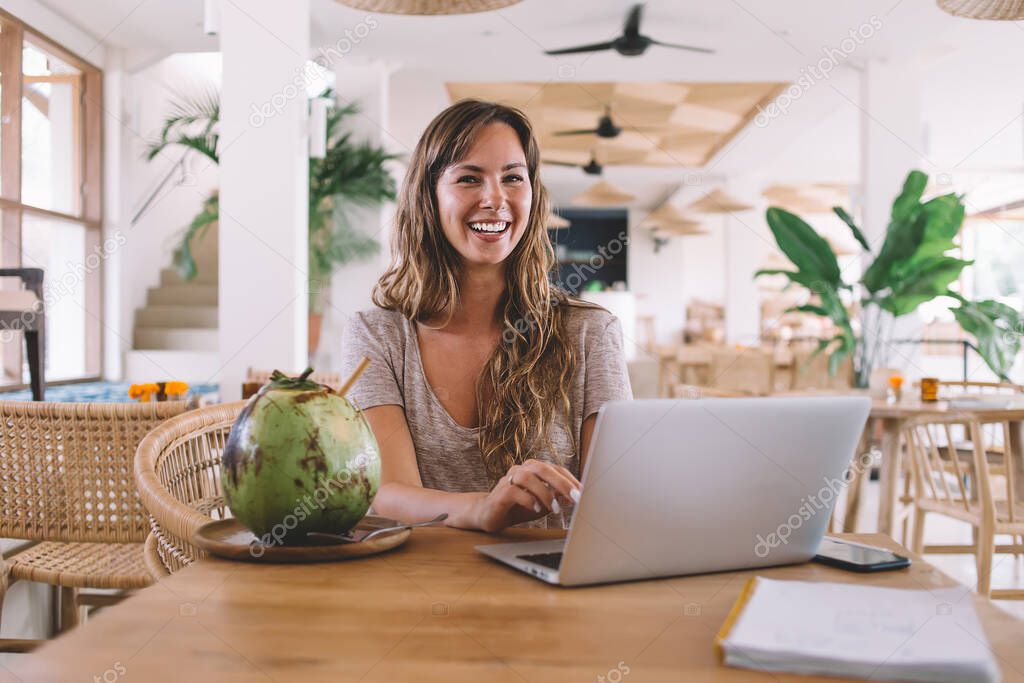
[373,99,578,481]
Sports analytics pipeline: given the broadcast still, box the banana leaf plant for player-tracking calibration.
[145,88,399,313]
[756,169,1022,385]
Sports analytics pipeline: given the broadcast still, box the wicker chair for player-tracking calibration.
[135,401,246,575]
[0,400,189,646]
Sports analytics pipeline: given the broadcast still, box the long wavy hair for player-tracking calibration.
[373,99,578,482]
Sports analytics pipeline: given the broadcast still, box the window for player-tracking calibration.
[0,10,102,385]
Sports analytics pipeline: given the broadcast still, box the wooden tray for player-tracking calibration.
[193,516,411,563]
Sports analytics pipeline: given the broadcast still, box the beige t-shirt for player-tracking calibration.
[339,300,633,528]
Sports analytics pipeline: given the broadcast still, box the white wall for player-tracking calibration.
[317,63,398,371]
[106,53,222,380]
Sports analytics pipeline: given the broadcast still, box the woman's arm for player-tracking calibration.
[362,404,482,527]
[579,413,598,476]
[363,405,582,532]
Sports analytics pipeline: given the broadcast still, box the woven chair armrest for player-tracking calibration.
[134,401,246,545]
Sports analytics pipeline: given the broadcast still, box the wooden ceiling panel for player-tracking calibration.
[447,80,788,169]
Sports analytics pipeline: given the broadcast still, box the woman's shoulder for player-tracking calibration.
[559,297,619,337]
[344,306,409,344]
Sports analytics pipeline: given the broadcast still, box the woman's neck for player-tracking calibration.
[446,263,505,332]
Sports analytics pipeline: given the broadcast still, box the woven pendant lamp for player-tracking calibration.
[687,188,753,214]
[937,0,1024,19]
[571,181,636,207]
[547,212,571,229]
[335,0,522,15]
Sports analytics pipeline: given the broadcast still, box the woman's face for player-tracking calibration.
[435,122,533,269]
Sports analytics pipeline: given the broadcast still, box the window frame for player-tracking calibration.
[0,8,103,387]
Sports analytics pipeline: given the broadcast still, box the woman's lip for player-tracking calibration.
[467,222,510,242]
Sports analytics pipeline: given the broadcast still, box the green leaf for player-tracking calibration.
[951,298,1023,381]
[833,206,871,253]
[891,170,928,221]
[879,256,968,317]
[764,207,841,286]
[862,208,927,293]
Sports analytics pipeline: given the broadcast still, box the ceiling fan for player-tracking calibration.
[544,151,604,175]
[545,3,714,57]
[552,105,662,139]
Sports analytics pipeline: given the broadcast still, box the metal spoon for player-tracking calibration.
[306,513,448,544]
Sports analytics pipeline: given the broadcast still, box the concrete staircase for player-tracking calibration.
[125,225,221,382]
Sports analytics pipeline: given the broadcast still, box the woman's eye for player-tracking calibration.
[504,174,525,183]
[457,175,479,184]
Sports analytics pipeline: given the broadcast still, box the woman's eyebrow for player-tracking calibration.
[452,162,527,172]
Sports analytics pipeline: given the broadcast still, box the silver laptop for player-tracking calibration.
[476,396,871,586]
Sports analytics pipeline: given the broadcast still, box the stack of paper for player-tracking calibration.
[716,578,1000,683]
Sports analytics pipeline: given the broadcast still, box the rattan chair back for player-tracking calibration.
[0,401,189,544]
[135,401,245,574]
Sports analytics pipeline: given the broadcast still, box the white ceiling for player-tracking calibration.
[39,0,1019,76]
[35,0,1024,208]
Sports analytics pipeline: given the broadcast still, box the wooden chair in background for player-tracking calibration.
[243,368,342,398]
[0,268,45,400]
[0,400,189,650]
[707,348,775,396]
[789,346,854,391]
[905,411,1024,598]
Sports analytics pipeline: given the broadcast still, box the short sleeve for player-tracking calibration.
[581,316,633,420]
[339,312,405,409]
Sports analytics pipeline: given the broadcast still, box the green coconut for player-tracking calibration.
[221,368,381,544]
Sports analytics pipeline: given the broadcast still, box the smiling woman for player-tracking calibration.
[339,99,632,532]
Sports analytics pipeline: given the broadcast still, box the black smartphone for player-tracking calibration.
[812,537,911,572]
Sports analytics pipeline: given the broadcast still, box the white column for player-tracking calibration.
[218,0,310,400]
[724,175,770,346]
[859,58,924,373]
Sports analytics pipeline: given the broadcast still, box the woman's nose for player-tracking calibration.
[479,178,507,209]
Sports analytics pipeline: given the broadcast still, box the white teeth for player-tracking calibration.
[469,221,508,233]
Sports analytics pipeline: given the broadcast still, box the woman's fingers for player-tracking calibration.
[518,460,582,504]
[508,466,560,514]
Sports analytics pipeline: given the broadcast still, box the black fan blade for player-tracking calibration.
[545,40,616,56]
[649,39,714,54]
[542,160,580,167]
[624,4,643,37]
[553,128,600,136]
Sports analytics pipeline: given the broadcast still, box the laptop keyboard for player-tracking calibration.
[518,552,563,570]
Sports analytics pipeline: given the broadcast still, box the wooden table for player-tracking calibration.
[776,389,1024,538]
[12,530,1024,682]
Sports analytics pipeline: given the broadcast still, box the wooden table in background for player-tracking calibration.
[12,529,1024,682]
[775,389,1024,538]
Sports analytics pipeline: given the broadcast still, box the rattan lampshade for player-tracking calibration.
[547,212,571,229]
[335,0,522,14]
[571,181,636,207]
[937,0,1024,19]
[646,202,703,230]
[687,188,753,214]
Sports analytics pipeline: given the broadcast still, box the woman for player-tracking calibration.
[340,99,631,532]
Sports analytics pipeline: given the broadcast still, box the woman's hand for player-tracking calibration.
[468,459,583,533]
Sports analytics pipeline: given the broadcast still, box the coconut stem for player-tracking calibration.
[338,356,370,397]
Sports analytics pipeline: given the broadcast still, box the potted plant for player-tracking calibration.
[145,89,398,354]
[756,170,1022,386]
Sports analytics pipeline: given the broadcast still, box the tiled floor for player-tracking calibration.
[841,474,1024,620]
